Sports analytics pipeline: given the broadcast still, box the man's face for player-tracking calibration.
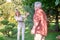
[34,7,39,11]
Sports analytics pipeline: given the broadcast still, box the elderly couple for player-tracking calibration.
[14,2,47,40]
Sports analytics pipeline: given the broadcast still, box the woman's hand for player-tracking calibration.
[26,12,29,16]
[23,12,29,18]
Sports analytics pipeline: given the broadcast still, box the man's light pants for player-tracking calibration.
[34,34,45,40]
[17,22,25,40]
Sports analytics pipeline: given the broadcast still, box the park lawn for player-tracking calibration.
[46,32,60,40]
[0,26,60,40]
[0,29,60,40]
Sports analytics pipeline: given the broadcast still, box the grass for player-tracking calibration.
[4,32,59,40]
[46,32,60,40]
[0,23,60,40]
[0,27,60,40]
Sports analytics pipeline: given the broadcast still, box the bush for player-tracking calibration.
[48,23,56,31]
[8,23,16,27]
[0,0,6,5]
[0,23,16,37]
[0,36,4,40]
[1,19,9,25]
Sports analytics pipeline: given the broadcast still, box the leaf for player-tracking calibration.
[55,0,59,6]
[1,19,9,25]
[0,0,6,5]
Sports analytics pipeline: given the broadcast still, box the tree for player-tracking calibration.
[22,0,60,31]
[0,2,17,37]
[0,0,6,5]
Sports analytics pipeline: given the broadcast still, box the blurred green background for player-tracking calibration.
[0,0,60,40]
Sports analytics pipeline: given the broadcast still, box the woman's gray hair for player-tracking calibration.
[34,2,42,8]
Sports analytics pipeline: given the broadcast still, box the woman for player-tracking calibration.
[14,9,29,40]
[31,2,48,40]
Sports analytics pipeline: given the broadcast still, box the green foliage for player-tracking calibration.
[46,32,59,40]
[1,19,9,25]
[22,0,58,29]
[48,9,57,16]
[55,0,60,6]
[22,0,60,14]
[8,23,16,27]
[0,36,4,40]
[0,0,6,5]
[0,30,59,40]
[0,2,16,19]
[0,0,60,39]
[0,8,3,16]
[0,22,16,37]
[11,28,17,38]
[12,0,22,5]
[5,25,13,31]
[12,28,17,35]
[22,0,36,6]
[23,5,34,29]
[48,23,56,31]
[0,29,6,35]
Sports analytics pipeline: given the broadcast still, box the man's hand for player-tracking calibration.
[31,28,35,34]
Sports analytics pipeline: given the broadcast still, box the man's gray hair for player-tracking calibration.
[34,2,42,8]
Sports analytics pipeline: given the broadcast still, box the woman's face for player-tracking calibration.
[15,11,20,16]
[16,13,19,16]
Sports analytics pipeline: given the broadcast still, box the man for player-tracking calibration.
[31,2,48,40]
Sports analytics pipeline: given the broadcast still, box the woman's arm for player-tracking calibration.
[22,12,29,18]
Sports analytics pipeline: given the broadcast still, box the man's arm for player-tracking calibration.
[40,10,47,36]
[32,11,41,30]
[31,10,41,34]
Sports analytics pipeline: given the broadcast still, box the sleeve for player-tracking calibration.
[33,10,41,28]
[40,10,47,36]
[14,16,17,21]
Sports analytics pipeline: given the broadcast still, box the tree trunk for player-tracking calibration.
[55,11,59,32]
